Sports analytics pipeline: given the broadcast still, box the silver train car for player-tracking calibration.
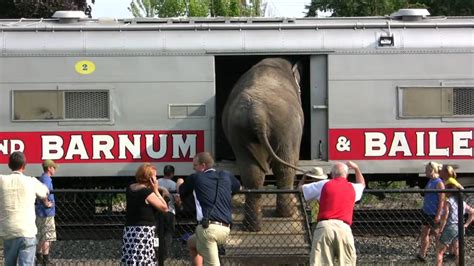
[0,10,473,186]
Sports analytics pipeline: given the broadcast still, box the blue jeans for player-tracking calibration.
[3,237,37,266]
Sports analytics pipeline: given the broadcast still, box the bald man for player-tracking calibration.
[299,161,365,266]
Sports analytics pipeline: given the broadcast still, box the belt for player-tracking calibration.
[318,219,350,226]
[201,220,230,228]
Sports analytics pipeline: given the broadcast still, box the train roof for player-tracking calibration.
[1,12,473,55]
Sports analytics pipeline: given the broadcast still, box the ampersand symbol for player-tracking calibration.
[336,136,351,152]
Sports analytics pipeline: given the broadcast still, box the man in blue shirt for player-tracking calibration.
[35,159,57,265]
[177,152,241,266]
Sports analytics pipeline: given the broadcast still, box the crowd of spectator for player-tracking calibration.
[1,152,473,266]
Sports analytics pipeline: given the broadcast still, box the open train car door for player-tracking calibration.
[310,55,329,161]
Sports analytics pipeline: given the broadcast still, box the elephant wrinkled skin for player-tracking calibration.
[222,57,304,231]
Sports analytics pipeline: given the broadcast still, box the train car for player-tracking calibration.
[0,9,472,187]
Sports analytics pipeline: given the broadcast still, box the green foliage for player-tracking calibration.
[0,0,16,18]
[130,0,263,18]
[240,0,261,16]
[129,0,159,17]
[159,0,187,17]
[305,0,473,17]
[210,0,228,16]
[189,0,209,17]
[306,0,407,17]
[129,0,186,18]
[228,0,241,16]
[251,0,261,16]
[424,0,473,16]
[1,0,88,18]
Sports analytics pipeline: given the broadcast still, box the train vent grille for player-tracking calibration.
[453,88,474,116]
[169,104,206,118]
[65,91,110,119]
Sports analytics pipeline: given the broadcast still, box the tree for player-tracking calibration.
[188,0,209,17]
[210,0,228,16]
[130,0,186,17]
[0,0,90,19]
[228,0,241,16]
[305,0,473,17]
[422,0,473,16]
[129,0,159,17]
[129,0,263,18]
[158,0,186,17]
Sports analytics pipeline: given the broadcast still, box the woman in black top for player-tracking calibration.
[121,163,168,265]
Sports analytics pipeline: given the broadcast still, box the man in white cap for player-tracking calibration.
[297,167,328,232]
[299,161,365,266]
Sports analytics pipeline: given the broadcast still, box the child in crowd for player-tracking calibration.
[439,164,465,260]
[435,184,474,266]
[440,165,464,189]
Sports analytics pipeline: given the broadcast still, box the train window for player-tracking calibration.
[12,91,64,121]
[169,104,207,118]
[399,87,474,118]
[12,90,110,121]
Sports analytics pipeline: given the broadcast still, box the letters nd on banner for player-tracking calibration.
[329,128,473,160]
[0,130,205,163]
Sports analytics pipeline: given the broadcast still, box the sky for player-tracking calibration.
[87,0,312,19]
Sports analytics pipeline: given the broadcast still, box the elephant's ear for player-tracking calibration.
[292,61,303,91]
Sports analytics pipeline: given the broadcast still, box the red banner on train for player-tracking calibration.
[0,130,205,163]
[329,128,473,160]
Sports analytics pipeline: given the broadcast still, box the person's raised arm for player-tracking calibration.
[147,174,168,212]
[146,193,168,213]
[347,161,365,188]
[176,177,184,188]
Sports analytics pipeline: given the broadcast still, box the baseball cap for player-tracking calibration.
[43,159,58,169]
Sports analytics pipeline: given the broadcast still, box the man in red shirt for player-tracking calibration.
[300,161,365,266]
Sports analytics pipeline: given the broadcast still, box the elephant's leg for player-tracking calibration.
[272,162,297,218]
[239,162,266,232]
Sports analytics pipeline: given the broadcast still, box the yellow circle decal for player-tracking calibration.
[75,60,96,75]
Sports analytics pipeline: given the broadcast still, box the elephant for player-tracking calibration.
[222,57,304,231]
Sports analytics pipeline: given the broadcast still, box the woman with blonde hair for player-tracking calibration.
[417,162,445,262]
[121,163,168,265]
[440,165,464,189]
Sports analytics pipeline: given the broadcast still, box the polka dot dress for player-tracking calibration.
[121,226,156,265]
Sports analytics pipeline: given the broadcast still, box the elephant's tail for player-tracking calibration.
[253,113,306,174]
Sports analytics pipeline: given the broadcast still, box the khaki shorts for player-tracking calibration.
[310,219,356,266]
[36,216,57,242]
[188,224,230,266]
